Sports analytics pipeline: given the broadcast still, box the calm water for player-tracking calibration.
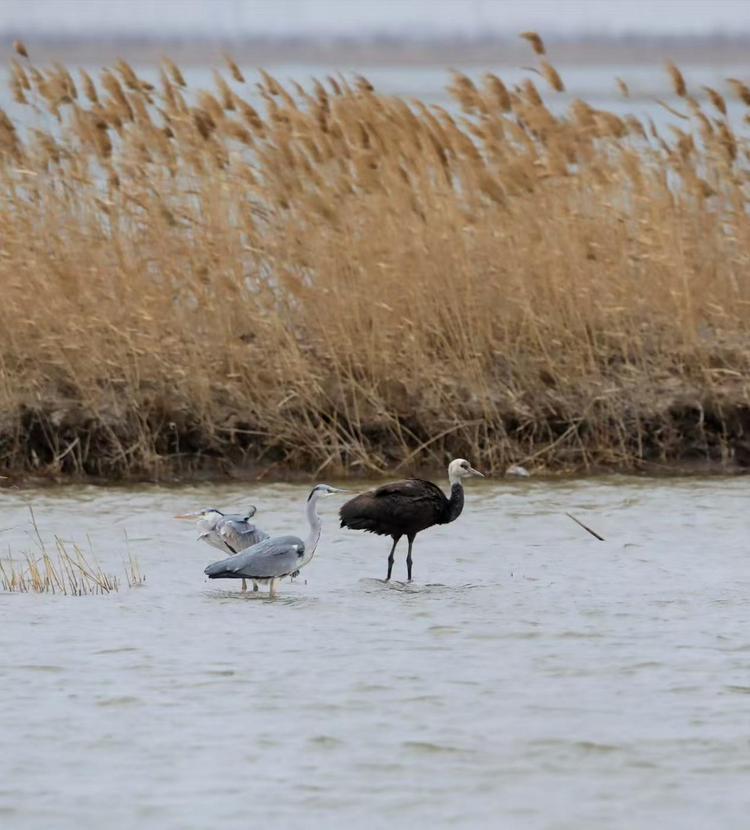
[2,476,750,829]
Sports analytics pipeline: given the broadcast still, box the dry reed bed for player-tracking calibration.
[1,35,750,477]
[0,508,145,594]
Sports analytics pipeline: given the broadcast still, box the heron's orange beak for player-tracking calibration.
[173,512,201,520]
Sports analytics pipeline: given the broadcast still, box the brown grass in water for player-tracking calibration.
[1,47,750,478]
[0,509,144,594]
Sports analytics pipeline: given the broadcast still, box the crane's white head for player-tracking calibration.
[307,484,351,501]
[448,458,484,486]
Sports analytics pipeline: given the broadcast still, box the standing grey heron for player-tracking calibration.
[204,484,348,597]
[174,506,270,592]
[339,458,483,581]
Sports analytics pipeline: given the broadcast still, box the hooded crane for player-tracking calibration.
[204,484,348,597]
[339,458,484,582]
[173,505,270,592]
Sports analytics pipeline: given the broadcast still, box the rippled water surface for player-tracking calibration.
[2,476,750,829]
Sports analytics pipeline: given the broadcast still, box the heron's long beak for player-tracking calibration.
[468,467,485,477]
[330,487,353,494]
[173,512,201,520]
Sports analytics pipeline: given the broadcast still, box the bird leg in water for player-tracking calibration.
[406,535,415,582]
[241,578,247,592]
[252,581,259,592]
[268,578,279,598]
[386,535,401,581]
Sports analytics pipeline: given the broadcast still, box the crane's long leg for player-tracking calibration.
[269,578,279,598]
[252,580,259,592]
[386,535,401,581]
[406,534,416,582]
[241,578,247,592]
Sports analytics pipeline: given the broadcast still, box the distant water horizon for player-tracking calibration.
[5,33,750,68]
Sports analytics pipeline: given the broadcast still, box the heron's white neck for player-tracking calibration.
[302,493,323,567]
[200,511,224,531]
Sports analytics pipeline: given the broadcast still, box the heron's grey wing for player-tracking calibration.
[217,519,270,553]
[213,508,258,523]
[218,512,248,524]
[204,535,305,579]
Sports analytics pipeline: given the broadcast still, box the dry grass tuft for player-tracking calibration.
[223,53,245,84]
[539,61,565,93]
[666,61,687,97]
[124,553,146,588]
[0,544,119,594]
[702,86,727,115]
[726,77,750,106]
[0,511,144,594]
[1,47,750,477]
[519,31,546,55]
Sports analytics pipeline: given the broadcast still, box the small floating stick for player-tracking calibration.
[566,513,605,541]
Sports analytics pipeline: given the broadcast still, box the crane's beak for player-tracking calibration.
[173,511,201,520]
[468,467,484,477]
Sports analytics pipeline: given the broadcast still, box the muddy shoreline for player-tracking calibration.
[2,391,750,485]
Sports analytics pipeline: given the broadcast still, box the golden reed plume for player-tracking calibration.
[0,48,749,478]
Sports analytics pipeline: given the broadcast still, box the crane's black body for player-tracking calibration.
[339,478,466,581]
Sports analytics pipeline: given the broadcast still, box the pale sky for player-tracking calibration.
[1,0,749,38]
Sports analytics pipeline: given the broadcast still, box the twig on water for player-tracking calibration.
[566,512,605,541]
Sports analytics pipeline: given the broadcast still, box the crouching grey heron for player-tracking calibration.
[204,484,348,597]
[174,505,270,592]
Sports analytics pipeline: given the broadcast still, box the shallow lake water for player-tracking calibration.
[2,475,750,829]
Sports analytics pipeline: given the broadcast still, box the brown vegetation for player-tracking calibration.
[0,509,144,594]
[1,39,750,479]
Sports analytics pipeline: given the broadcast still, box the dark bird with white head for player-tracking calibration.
[339,458,484,581]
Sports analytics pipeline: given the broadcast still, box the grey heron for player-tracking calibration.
[204,484,348,597]
[174,506,270,592]
[339,458,483,581]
